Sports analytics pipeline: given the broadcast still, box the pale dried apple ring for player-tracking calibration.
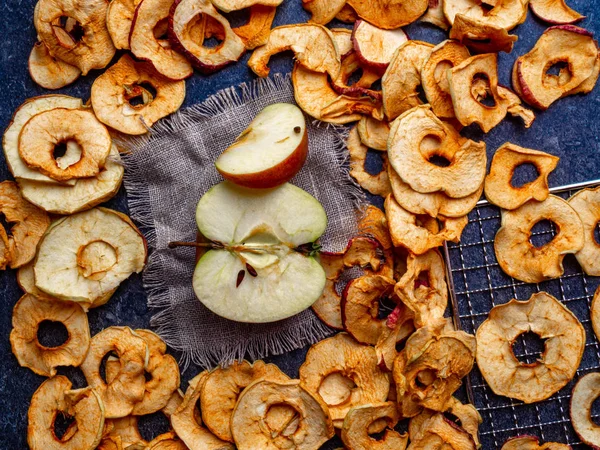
[348,126,392,197]
[34,208,146,304]
[449,14,518,54]
[81,327,149,418]
[201,360,290,442]
[91,55,185,135]
[10,294,89,377]
[299,333,390,425]
[341,402,408,450]
[107,0,142,49]
[18,108,112,182]
[232,5,277,50]
[443,0,528,30]
[485,143,559,210]
[303,0,346,25]
[530,0,584,25]
[385,194,468,255]
[494,195,584,283]
[501,435,571,450]
[407,413,477,449]
[29,42,81,90]
[422,40,471,119]
[568,187,600,276]
[388,105,487,198]
[249,24,341,79]
[0,181,50,269]
[28,376,105,450]
[571,372,600,447]
[352,21,409,76]
[34,0,115,75]
[476,292,585,403]
[357,117,389,151]
[346,0,428,29]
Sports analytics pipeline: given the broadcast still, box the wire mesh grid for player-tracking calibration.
[443,180,600,449]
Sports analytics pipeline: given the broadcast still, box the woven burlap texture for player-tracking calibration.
[121,74,367,370]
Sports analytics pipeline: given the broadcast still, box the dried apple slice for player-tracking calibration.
[104,415,146,448]
[130,0,193,80]
[107,0,142,49]
[421,0,450,30]
[382,41,434,121]
[352,20,409,76]
[346,0,428,29]
[303,0,346,24]
[34,0,115,75]
[501,435,571,450]
[232,5,277,50]
[348,126,392,197]
[476,292,585,403]
[91,55,185,135]
[499,85,536,127]
[568,187,600,276]
[332,53,382,100]
[0,227,10,270]
[249,24,341,79]
[449,14,518,54]
[571,372,600,448]
[146,432,188,450]
[336,4,359,22]
[34,208,147,305]
[28,42,81,89]
[357,117,389,151]
[10,294,90,377]
[27,376,105,450]
[530,0,584,24]
[443,0,528,30]
[341,402,408,450]
[331,28,354,57]
[407,413,477,449]
[516,25,599,110]
[212,0,282,12]
[484,143,559,210]
[494,195,584,283]
[169,0,246,73]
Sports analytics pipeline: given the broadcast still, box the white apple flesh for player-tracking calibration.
[193,181,328,323]
[215,103,308,189]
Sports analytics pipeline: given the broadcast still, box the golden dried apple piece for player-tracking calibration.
[346,0,428,29]
[358,205,393,250]
[0,226,10,270]
[568,187,600,276]
[10,294,90,377]
[357,117,389,151]
[303,0,346,24]
[348,126,392,197]
[331,28,354,57]
[104,415,146,448]
[341,402,408,450]
[232,5,277,50]
[249,24,341,79]
[421,0,450,30]
[501,435,571,450]
[449,14,518,54]
[28,376,105,450]
[200,360,289,442]
[146,431,188,450]
[352,20,409,76]
[34,208,146,305]
[28,42,81,90]
[213,0,282,12]
[530,0,584,24]
[107,0,142,49]
[34,0,115,75]
[476,292,585,403]
[336,4,359,22]
[407,413,477,449]
[231,379,334,450]
[571,372,600,448]
[332,53,382,100]
[91,55,185,135]
[499,85,536,127]
[494,195,584,283]
[443,0,528,30]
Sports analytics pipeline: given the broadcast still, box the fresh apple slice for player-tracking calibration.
[215,104,307,189]
[352,20,408,75]
[192,181,327,323]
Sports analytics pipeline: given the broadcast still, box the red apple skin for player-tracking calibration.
[351,20,409,77]
[216,128,309,189]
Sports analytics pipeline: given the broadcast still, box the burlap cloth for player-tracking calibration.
[121,74,367,370]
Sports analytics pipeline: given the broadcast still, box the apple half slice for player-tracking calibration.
[193,181,327,323]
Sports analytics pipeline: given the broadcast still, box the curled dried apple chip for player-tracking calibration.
[407,413,477,450]
[34,0,115,75]
[0,227,10,270]
[331,28,354,57]
[92,55,185,135]
[10,294,90,377]
[348,126,392,197]
[27,376,105,450]
[515,26,599,110]
[346,0,428,29]
[28,42,81,90]
[352,20,409,76]
[104,415,146,448]
[571,372,600,448]
[341,402,408,450]
[358,117,389,151]
[146,432,188,450]
[443,0,528,30]
[501,435,571,450]
[421,0,450,30]
[249,24,341,79]
[449,14,518,54]
[568,186,600,276]
[332,53,382,100]
[336,4,359,22]
[170,0,246,73]
[303,0,346,25]
[530,0,584,24]
[233,5,277,50]
[299,333,390,425]
[494,195,584,283]
[107,0,141,49]
[477,292,584,403]
[485,143,559,210]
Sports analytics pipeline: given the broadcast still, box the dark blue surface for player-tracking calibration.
[1,0,600,448]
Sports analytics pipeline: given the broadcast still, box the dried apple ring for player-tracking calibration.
[201,360,290,442]
[501,435,571,450]
[91,55,185,135]
[332,53,382,100]
[18,108,112,182]
[107,0,142,49]
[0,226,9,270]
[421,0,449,30]
[352,21,409,76]
[34,208,147,305]
[303,0,346,25]
[34,0,115,75]
[571,372,600,447]
[348,126,392,197]
[104,415,146,448]
[476,292,585,403]
[28,376,105,450]
[494,195,584,283]
[10,294,89,377]
[443,0,528,30]
[346,0,428,29]
[357,117,389,151]
[330,28,354,57]
[341,402,408,450]
[407,413,477,449]
[0,181,50,269]
[449,14,518,54]
[232,5,277,50]
[212,0,282,12]
[81,327,149,418]
[530,0,584,25]
[28,42,81,90]
[485,143,559,210]
[299,333,389,426]
[568,186,600,276]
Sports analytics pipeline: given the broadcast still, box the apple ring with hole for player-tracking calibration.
[443,0,528,30]
[80,327,149,418]
[501,435,571,450]
[571,372,600,448]
[299,333,389,427]
[494,195,584,283]
[27,375,105,450]
[485,143,559,210]
[28,42,81,90]
[10,294,90,377]
[568,186,600,276]
[18,108,112,182]
[476,292,585,403]
[34,207,146,305]
[0,181,51,269]
[106,0,142,50]
[200,360,290,442]
[348,126,392,197]
[231,379,334,450]
[91,55,185,135]
[341,402,408,450]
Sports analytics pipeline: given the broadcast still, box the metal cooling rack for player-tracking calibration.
[443,179,600,449]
